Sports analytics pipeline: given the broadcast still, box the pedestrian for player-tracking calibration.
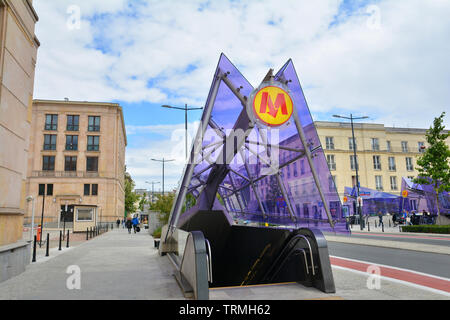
[392,212,397,226]
[132,215,140,234]
[126,217,132,234]
[122,219,125,229]
[377,211,383,226]
[116,218,120,228]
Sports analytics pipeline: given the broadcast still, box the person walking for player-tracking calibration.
[125,218,132,234]
[116,218,120,228]
[132,215,140,234]
[377,211,383,227]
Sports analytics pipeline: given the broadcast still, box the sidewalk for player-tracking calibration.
[0,228,447,300]
[0,228,184,300]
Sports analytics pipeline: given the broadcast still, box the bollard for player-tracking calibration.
[382,222,385,232]
[389,220,391,228]
[46,233,50,257]
[32,235,37,262]
[86,228,89,240]
[90,227,93,238]
[66,229,70,248]
[367,222,370,232]
[59,230,62,251]
[375,221,377,228]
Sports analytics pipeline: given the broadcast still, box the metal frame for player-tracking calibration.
[166,58,336,242]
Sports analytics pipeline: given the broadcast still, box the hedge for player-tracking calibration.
[401,225,450,234]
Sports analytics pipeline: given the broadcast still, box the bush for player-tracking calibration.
[401,225,450,234]
[152,226,162,239]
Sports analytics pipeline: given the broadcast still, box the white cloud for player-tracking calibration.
[32,0,450,189]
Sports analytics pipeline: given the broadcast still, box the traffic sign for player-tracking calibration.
[402,190,408,198]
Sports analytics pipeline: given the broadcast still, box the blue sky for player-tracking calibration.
[33,0,450,191]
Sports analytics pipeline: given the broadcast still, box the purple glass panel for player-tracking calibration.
[182,54,349,233]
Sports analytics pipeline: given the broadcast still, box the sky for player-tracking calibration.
[32,0,450,192]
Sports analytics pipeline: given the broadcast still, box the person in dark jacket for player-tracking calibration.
[125,218,132,234]
[116,219,120,228]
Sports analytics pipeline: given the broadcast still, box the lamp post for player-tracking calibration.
[333,114,368,230]
[145,181,160,204]
[161,104,203,160]
[26,196,35,242]
[151,158,174,196]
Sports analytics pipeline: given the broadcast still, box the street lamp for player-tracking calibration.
[151,158,175,196]
[333,114,368,230]
[145,181,160,204]
[161,104,203,160]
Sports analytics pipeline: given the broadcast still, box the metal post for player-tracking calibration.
[66,229,70,248]
[39,192,45,247]
[368,222,370,232]
[59,230,62,251]
[86,228,89,240]
[382,222,384,232]
[32,235,37,263]
[45,233,50,257]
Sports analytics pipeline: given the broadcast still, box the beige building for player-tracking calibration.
[0,0,39,282]
[315,121,450,201]
[25,100,127,232]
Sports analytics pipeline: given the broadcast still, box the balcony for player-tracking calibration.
[32,171,102,178]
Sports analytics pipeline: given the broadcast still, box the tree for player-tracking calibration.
[413,112,450,223]
[124,169,139,217]
[139,193,147,211]
[151,193,175,225]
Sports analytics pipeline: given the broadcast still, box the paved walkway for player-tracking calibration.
[0,228,448,300]
[0,228,184,300]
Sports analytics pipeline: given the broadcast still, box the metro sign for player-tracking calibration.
[249,83,294,128]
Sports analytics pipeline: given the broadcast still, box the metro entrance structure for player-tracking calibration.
[159,54,348,299]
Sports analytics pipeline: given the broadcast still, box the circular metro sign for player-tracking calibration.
[249,84,294,128]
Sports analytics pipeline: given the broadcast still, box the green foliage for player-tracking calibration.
[152,226,162,239]
[414,112,450,216]
[124,170,139,216]
[139,193,147,211]
[151,193,175,225]
[401,225,450,234]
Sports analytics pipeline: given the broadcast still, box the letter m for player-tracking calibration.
[259,92,288,118]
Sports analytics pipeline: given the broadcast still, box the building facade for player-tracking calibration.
[25,100,127,231]
[315,121,450,202]
[0,0,39,282]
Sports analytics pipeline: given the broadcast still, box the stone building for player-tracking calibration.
[0,0,39,282]
[25,100,127,231]
[315,121,450,200]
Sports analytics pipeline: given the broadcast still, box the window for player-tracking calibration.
[386,141,391,152]
[390,176,398,190]
[88,116,101,132]
[286,163,291,178]
[65,135,78,151]
[325,137,334,150]
[373,155,381,170]
[45,114,58,131]
[66,115,79,131]
[349,137,357,150]
[44,134,57,150]
[401,141,408,153]
[65,156,77,171]
[406,157,413,171]
[388,157,396,171]
[92,184,98,196]
[375,176,383,191]
[327,155,336,171]
[47,184,53,196]
[87,136,100,151]
[38,184,45,196]
[86,157,98,172]
[371,138,380,151]
[76,208,94,222]
[42,156,55,171]
[300,160,305,175]
[418,142,425,153]
[350,155,358,170]
[293,162,298,177]
[84,184,90,196]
